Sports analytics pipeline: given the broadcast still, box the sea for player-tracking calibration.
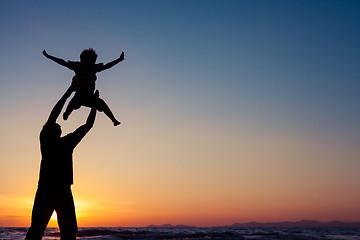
[1,227,360,240]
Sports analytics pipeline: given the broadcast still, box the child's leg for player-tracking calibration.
[96,98,121,126]
[63,97,80,120]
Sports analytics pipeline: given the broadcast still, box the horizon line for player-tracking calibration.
[2,219,360,228]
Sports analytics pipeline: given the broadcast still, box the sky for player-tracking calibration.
[1,0,360,227]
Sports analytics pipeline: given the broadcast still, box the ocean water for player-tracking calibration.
[1,227,360,240]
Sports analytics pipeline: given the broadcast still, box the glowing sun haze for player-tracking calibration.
[1,0,360,227]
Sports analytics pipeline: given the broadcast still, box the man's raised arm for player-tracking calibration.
[46,86,74,125]
[83,95,97,131]
[70,90,98,146]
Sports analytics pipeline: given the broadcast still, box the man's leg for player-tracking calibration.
[25,186,55,240]
[56,186,78,240]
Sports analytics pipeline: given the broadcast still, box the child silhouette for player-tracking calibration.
[43,49,124,126]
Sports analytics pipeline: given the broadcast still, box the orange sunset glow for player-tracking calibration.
[1,1,360,229]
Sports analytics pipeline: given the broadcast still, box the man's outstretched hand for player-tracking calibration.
[94,90,99,98]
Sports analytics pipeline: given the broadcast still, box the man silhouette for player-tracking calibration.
[26,86,98,240]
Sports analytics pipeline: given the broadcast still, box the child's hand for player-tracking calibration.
[120,51,125,61]
[94,90,100,98]
[42,50,49,58]
[68,84,76,92]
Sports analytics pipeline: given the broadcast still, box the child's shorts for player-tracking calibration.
[70,93,99,110]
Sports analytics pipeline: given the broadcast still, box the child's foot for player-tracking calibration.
[63,111,70,120]
[113,120,121,126]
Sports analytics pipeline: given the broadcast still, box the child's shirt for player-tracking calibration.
[67,61,105,94]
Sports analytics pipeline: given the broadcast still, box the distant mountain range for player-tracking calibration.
[147,220,360,228]
[228,220,360,228]
[147,224,196,228]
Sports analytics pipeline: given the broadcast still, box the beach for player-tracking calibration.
[1,226,360,240]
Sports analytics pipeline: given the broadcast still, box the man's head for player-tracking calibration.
[43,123,62,139]
[80,48,97,64]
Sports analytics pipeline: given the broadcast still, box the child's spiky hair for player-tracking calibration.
[80,48,97,64]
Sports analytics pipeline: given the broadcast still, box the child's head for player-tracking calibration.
[80,48,97,64]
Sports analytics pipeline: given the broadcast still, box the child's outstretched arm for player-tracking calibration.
[43,50,70,68]
[101,51,125,71]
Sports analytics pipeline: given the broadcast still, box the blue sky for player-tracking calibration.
[1,1,360,128]
[1,0,360,226]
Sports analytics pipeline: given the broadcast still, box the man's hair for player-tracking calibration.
[80,48,97,64]
[42,123,62,138]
